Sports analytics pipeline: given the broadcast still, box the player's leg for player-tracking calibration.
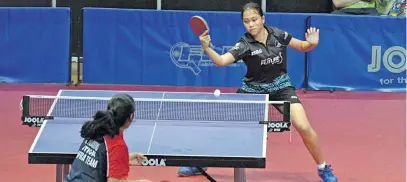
[291,103,337,182]
[272,87,338,182]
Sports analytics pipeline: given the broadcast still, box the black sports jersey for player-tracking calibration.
[229,26,293,86]
[64,131,130,182]
[64,138,108,182]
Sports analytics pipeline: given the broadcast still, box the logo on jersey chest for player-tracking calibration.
[251,49,262,56]
[260,52,283,65]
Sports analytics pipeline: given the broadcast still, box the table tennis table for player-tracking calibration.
[22,89,291,182]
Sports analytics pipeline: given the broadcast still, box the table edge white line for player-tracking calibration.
[262,94,269,158]
[28,152,264,158]
[26,95,282,103]
[147,122,157,154]
[58,89,268,96]
[28,89,62,153]
[155,92,165,120]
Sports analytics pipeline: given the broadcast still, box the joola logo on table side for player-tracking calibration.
[267,122,289,128]
[142,158,166,166]
[24,117,45,124]
[267,122,290,132]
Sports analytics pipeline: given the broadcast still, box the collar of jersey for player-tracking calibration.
[243,26,274,43]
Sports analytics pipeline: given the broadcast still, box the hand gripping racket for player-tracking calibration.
[189,16,214,48]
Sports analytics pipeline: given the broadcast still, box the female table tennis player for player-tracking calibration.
[178,2,338,182]
[64,93,151,182]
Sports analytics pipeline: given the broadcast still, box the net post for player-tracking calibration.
[21,96,30,121]
[283,101,290,122]
[283,101,291,143]
[20,95,30,125]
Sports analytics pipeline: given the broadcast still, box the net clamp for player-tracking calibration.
[21,116,54,127]
[259,121,291,132]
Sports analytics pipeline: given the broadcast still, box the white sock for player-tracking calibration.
[318,162,326,169]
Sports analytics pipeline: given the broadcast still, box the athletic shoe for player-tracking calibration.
[178,167,207,177]
[318,165,338,182]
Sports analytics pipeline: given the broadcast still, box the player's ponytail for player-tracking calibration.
[80,110,117,139]
[80,93,135,140]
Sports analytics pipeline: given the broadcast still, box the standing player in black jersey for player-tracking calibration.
[64,93,151,182]
[178,2,338,182]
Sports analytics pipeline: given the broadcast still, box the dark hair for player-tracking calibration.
[241,2,264,19]
[80,93,135,140]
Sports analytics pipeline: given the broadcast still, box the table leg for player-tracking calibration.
[56,164,62,182]
[56,164,70,182]
[234,168,246,182]
[63,164,70,177]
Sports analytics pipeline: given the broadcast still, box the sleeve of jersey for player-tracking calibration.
[106,143,129,179]
[228,40,250,62]
[273,28,292,46]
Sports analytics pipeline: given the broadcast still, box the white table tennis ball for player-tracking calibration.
[214,89,221,97]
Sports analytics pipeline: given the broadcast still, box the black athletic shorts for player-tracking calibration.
[236,86,301,104]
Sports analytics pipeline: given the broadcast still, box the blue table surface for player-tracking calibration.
[30,90,268,158]
[31,118,266,158]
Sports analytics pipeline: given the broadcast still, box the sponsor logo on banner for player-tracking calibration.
[169,42,243,75]
[367,46,406,86]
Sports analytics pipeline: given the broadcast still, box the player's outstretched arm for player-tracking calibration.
[203,48,236,66]
[199,30,236,66]
[129,153,147,166]
[288,27,319,52]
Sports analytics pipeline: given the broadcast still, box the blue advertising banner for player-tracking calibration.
[82,8,307,88]
[307,15,406,92]
[0,8,71,83]
[82,8,406,92]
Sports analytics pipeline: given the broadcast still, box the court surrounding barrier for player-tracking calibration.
[82,8,406,92]
[307,14,406,92]
[0,7,71,83]
[0,7,405,92]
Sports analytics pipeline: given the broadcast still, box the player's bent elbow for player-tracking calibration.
[214,59,227,67]
[211,58,227,67]
[218,53,236,66]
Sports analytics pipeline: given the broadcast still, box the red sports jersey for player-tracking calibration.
[105,130,130,179]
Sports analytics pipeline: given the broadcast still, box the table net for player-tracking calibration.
[21,95,290,124]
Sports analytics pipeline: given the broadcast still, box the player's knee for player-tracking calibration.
[293,121,313,136]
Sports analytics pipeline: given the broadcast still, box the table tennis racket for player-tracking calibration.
[189,16,214,48]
